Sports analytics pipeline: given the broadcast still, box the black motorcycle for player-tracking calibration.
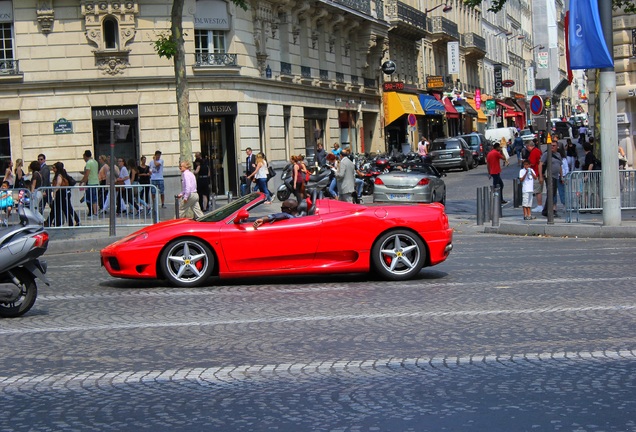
[0,205,50,318]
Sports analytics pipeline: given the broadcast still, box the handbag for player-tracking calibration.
[267,165,275,179]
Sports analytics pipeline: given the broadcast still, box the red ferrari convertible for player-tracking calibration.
[101,193,453,287]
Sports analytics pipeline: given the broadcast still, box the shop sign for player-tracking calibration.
[475,88,481,109]
[485,99,496,110]
[383,81,404,92]
[53,118,73,134]
[426,75,444,90]
[381,60,397,75]
[200,102,237,116]
[494,64,503,95]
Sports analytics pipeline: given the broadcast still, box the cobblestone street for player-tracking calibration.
[2,233,636,430]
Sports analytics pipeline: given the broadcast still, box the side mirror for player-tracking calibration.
[234,209,249,224]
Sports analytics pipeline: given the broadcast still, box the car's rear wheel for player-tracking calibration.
[372,230,426,281]
[160,238,214,287]
[462,160,469,171]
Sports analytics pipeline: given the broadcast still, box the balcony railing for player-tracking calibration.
[364,77,376,88]
[301,66,312,78]
[395,1,427,37]
[194,53,237,67]
[336,72,345,83]
[330,0,371,15]
[429,16,459,41]
[351,75,359,86]
[461,32,487,57]
[0,59,20,75]
[281,61,292,75]
[320,69,329,81]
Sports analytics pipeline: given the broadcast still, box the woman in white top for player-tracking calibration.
[247,152,272,204]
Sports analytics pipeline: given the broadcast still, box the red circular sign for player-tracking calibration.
[408,113,417,126]
[502,80,515,88]
[530,95,544,115]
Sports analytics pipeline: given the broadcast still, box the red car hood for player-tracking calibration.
[105,218,197,249]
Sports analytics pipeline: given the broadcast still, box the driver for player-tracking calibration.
[253,199,299,229]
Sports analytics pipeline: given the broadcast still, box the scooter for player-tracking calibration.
[0,204,50,318]
[277,164,334,201]
[276,163,294,202]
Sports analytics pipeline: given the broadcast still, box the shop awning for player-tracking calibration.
[418,94,445,115]
[383,92,425,125]
[466,98,487,123]
[504,110,524,118]
[513,99,526,112]
[496,100,515,111]
[454,99,479,116]
[434,93,459,119]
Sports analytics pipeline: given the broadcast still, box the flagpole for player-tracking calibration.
[598,0,621,226]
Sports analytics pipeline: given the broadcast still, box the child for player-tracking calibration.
[520,159,536,221]
[0,180,14,226]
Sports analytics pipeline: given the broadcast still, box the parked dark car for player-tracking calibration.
[428,137,474,171]
[551,120,578,139]
[458,133,492,165]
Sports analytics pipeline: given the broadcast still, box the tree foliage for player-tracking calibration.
[464,0,636,14]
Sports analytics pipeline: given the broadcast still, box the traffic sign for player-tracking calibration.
[530,95,544,115]
[408,113,417,126]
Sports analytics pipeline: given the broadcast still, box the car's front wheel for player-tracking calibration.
[371,230,426,281]
[160,238,214,287]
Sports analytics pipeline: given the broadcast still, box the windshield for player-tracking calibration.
[409,164,441,176]
[520,130,533,137]
[432,141,460,150]
[197,193,262,222]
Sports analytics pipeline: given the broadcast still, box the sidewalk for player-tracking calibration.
[44,181,636,256]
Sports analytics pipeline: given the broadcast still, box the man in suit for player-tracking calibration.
[242,147,256,196]
[336,148,355,202]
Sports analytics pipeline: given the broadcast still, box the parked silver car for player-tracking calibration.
[428,137,474,171]
[373,164,446,204]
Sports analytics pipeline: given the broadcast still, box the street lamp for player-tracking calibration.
[530,44,545,51]
[507,34,525,41]
[495,29,513,37]
[424,3,452,15]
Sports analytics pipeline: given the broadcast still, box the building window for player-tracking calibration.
[0,122,11,183]
[195,30,226,54]
[103,17,118,50]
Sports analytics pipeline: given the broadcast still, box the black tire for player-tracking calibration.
[0,268,37,318]
[462,160,469,171]
[363,181,374,196]
[277,187,291,202]
[160,238,214,287]
[440,192,446,206]
[371,230,426,281]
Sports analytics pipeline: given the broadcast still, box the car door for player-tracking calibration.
[219,213,323,273]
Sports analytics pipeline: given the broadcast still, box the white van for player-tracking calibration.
[484,127,517,145]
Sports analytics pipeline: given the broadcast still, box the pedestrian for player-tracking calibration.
[512,133,524,166]
[37,154,51,213]
[618,146,628,169]
[335,148,355,202]
[79,150,99,218]
[565,138,578,172]
[247,152,272,204]
[578,124,587,145]
[242,147,256,196]
[525,139,544,213]
[315,143,327,167]
[418,136,429,163]
[137,155,152,207]
[539,142,563,217]
[28,160,43,213]
[193,152,210,211]
[519,159,536,220]
[14,159,26,190]
[115,158,140,215]
[97,155,110,212]
[332,143,342,157]
[486,142,508,204]
[557,146,569,209]
[3,160,14,187]
[178,160,204,219]
[150,150,165,209]
[128,158,150,214]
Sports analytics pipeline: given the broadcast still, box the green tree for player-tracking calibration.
[464,0,635,13]
[153,0,248,164]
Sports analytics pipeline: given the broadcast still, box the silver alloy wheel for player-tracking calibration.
[372,230,425,281]
[162,239,213,287]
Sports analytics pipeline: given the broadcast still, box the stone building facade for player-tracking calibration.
[0,0,387,196]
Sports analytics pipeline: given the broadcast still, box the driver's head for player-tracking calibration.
[281,199,298,215]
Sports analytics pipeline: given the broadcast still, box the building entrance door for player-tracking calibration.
[199,102,238,196]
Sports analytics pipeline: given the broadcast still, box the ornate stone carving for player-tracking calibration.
[80,1,138,73]
[37,1,55,34]
[257,53,268,76]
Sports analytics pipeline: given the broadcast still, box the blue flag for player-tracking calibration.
[568,0,613,69]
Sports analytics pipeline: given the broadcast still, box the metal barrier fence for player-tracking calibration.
[0,184,159,229]
[564,170,636,222]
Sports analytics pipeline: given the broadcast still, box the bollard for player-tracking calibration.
[512,179,522,208]
[174,195,180,219]
[476,187,484,225]
[210,193,216,211]
[491,186,501,226]
[484,186,492,222]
